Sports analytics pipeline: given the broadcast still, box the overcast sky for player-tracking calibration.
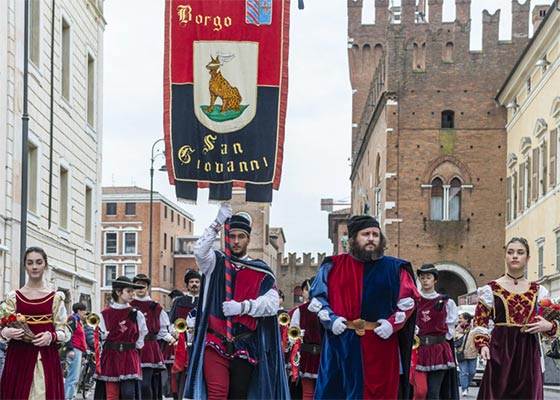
[102,0,550,255]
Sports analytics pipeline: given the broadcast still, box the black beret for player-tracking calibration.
[347,215,380,238]
[184,269,201,284]
[229,214,251,236]
[168,289,184,299]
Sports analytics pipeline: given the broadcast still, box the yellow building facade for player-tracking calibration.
[498,4,560,298]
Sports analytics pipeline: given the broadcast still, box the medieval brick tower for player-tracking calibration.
[347,0,531,300]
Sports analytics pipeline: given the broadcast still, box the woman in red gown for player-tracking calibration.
[0,247,72,399]
[473,237,558,399]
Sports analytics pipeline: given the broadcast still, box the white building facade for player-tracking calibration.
[0,0,105,311]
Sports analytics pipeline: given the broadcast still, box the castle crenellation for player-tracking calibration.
[348,0,531,157]
[281,252,327,268]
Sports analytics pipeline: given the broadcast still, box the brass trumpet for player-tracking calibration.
[86,313,100,328]
[174,318,188,333]
[413,335,420,350]
[288,326,301,341]
[278,312,290,326]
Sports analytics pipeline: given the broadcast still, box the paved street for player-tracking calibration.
[464,385,560,399]
[81,383,560,399]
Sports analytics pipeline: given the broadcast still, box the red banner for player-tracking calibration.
[164,0,290,202]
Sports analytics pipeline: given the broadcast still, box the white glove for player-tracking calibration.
[374,319,393,339]
[222,300,243,316]
[187,316,196,329]
[332,317,347,335]
[308,298,322,313]
[318,310,330,322]
[300,329,306,337]
[216,204,232,225]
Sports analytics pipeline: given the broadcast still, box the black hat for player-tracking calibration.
[168,289,184,299]
[229,214,251,236]
[112,276,145,290]
[184,269,201,284]
[301,277,314,292]
[347,215,381,238]
[417,264,439,279]
[133,273,151,286]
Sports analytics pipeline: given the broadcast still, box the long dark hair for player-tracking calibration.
[24,246,48,265]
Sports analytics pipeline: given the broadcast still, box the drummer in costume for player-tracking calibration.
[309,215,420,399]
[184,204,289,399]
[93,276,148,400]
[169,269,200,399]
[131,273,176,400]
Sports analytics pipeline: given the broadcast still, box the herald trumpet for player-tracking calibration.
[413,335,420,350]
[174,318,188,333]
[86,313,100,328]
[278,312,290,326]
[288,326,301,341]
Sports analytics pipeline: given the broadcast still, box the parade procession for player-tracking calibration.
[1,0,560,399]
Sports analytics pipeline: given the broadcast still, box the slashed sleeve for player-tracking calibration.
[53,291,71,343]
[385,267,421,333]
[472,285,493,350]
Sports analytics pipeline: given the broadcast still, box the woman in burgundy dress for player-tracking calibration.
[472,237,558,400]
[0,246,71,399]
[93,276,148,400]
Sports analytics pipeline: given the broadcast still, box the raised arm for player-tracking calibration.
[194,204,232,275]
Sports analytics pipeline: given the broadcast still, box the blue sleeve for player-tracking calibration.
[309,261,339,331]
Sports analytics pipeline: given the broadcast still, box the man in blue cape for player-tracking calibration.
[184,204,289,399]
[309,215,420,399]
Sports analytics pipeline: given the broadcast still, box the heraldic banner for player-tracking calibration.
[164,0,290,203]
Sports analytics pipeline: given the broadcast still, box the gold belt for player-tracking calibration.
[344,319,380,336]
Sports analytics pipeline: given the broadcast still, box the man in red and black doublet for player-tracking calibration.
[93,276,148,400]
[131,274,176,400]
[309,215,420,399]
[414,264,459,400]
[168,269,200,400]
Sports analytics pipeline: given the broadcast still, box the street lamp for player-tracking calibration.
[149,138,167,287]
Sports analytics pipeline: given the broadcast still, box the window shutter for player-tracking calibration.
[506,176,511,224]
[550,129,557,187]
[518,162,524,212]
[512,172,517,219]
[543,140,547,194]
[526,157,531,208]
[532,148,539,201]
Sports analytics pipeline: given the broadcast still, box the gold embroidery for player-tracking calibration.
[23,314,54,324]
[16,291,55,305]
[490,282,538,325]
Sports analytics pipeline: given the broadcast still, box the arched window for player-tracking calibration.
[441,110,455,129]
[449,178,461,220]
[413,42,426,71]
[431,178,444,221]
[443,42,454,62]
[293,286,303,304]
[431,177,462,221]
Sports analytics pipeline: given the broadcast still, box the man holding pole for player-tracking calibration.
[184,204,289,399]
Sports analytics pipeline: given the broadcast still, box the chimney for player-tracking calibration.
[532,5,549,32]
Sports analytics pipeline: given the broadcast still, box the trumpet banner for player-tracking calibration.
[164,0,290,203]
